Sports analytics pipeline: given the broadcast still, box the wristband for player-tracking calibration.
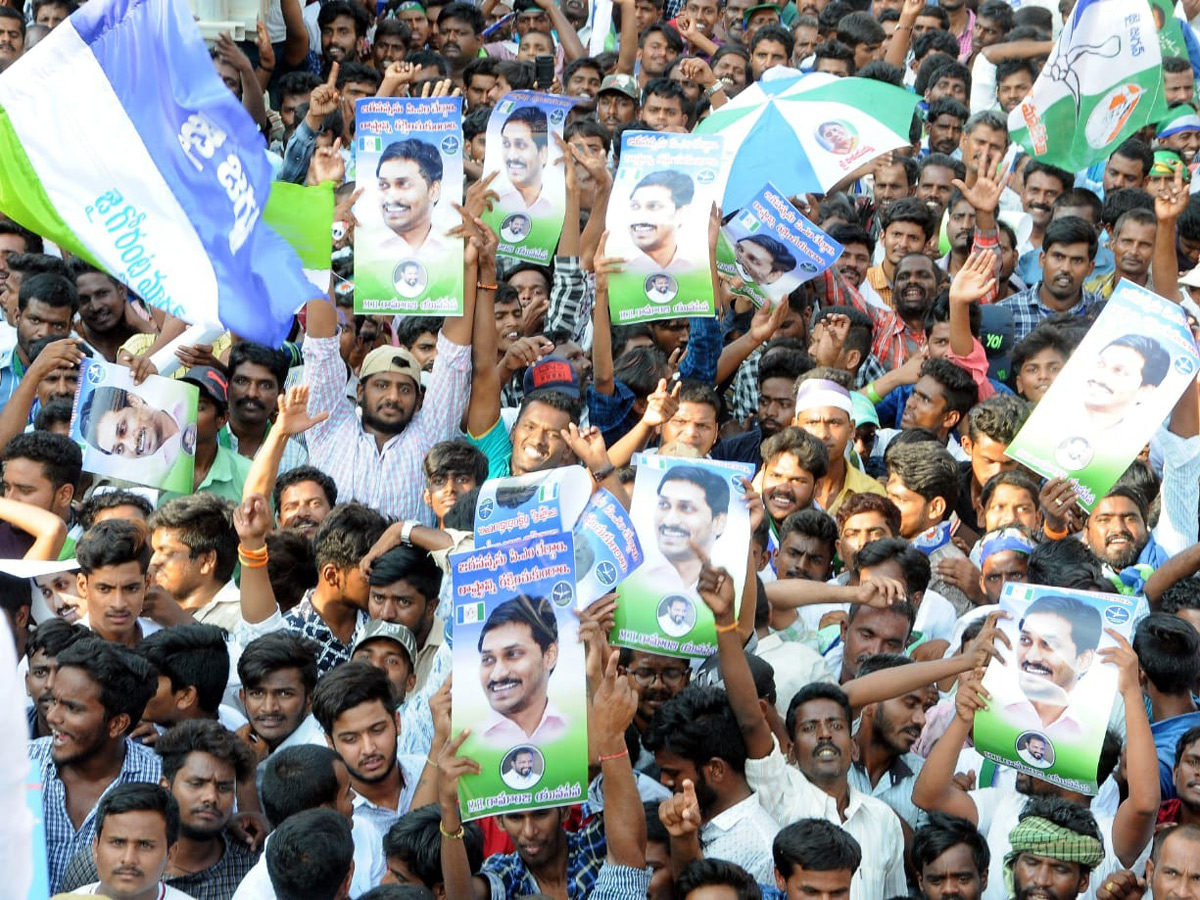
[590,464,615,482]
[598,748,629,762]
[238,543,268,560]
[439,821,465,839]
[715,620,739,634]
[865,381,883,404]
[426,755,440,769]
[1042,523,1069,540]
[477,281,498,291]
[238,552,269,569]
[703,81,723,98]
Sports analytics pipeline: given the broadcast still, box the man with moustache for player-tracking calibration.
[624,170,695,277]
[496,106,553,216]
[224,343,306,470]
[620,649,692,773]
[793,377,886,514]
[997,217,1101,344]
[1015,162,1073,287]
[273,467,337,538]
[1144,825,1200,900]
[913,812,991,900]
[759,428,827,531]
[311,662,431,835]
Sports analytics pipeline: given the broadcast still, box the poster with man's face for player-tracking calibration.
[481,91,575,266]
[973,582,1137,794]
[354,96,464,316]
[605,131,723,324]
[1005,281,1200,511]
[716,182,843,308]
[450,533,587,819]
[69,358,197,492]
[611,454,755,659]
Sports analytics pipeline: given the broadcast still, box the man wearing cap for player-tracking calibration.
[301,260,473,522]
[1157,105,1200,167]
[793,376,886,515]
[977,527,1033,604]
[167,366,252,503]
[596,73,640,135]
[351,620,419,708]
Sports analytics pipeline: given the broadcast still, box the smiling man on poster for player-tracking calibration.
[376,137,448,257]
[477,594,567,745]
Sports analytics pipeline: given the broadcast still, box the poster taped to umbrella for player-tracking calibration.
[973,582,1136,794]
[1004,280,1198,511]
[354,96,464,316]
[69,359,198,493]
[605,131,723,324]
[481,91,575,265]
[716,182,843,307]
[611,454,754,658]
[474,467,592,548]
[450,534,588,819]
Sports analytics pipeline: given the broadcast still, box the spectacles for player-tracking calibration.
[628,667,689,687]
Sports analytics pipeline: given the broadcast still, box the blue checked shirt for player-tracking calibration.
[235,590,368,675]
[481,815,606,900]
[30,737,162,894]
[996,283,1104,344]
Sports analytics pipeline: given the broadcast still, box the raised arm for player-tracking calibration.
[1104,631,1159,866]
[437,731,490,900]
[0,497,66,561]
[1153,167,1189,301]
[279,0,311,68]
[535,0,585,59]
[232,494,279,624]
[884,0,923,68]
[948,252,997,358]
[911,670,986,824]
[615,0,638,76]
[715,300,787,384]
[593,650,646,867]
[591,231,617,398]
[242,386,328,505]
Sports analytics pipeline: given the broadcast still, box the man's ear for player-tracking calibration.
[107,712,132,740]
[54,482,74,515]
[842,347,862,372]
[960,433,975,457]
[927,496,947,524]
[544,641,559,672]
[76,572,89,599]
[1075,649,1096,673]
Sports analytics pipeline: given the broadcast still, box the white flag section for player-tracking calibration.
[1008,0,1169,171]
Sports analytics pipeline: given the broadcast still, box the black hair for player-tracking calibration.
[836,10,884,46]
[265,529,318,613]
[56,637,157,729]
[423,439,489,487]
[1161,577,1200,614]
[1111,136,1154,177]
[478,594,558,655]
[854,537,932,594]
[267,807,355,900]
[760,427,829,480]
[27,617,88,661]
[273,465,339,515]
[138,624,230,716]
[1043,215,1099,260]
[644,684,748,774]
[1111,205,1157,239]
[318,0,369,37]
[2,430,82,492]
[33,399,74,433]
[773,818,862,879]
[0,216,39,251]
[967,393,1030,444]
[496,58,536,90]
[77,489,153,530]
[237,632,320,694]
[1102,334,1170,387]
[913,29,958,62]
[881,196,937,241]
[919,357,979,420]
[366,544,443,606]
[374,15,412,47]
[377,138,444,185]
[913,811,991,877]
[1019,594,1103,654]
[148,494,238,583]
[76,518,152,575]
[640,20,685,54]
[920,152,967,184]
[857,60,905,87]
[1134,613,1200,695]
[156,719,256,783]
[261,744,343,825]
[1176,725,1200,766]
[779,508,838,551]
[977,0,1014,28]
[336,60,382,92]
[658,463,732,517]
[758,347,813,387]
[95,783,180,847]
[1026,538,1108,592]
[311,659,396,735]
[886,442,960,512]
[358,886,435,900]
[927,96,969,126]
[926,290,981,339]
[438,1,484,31]
[675,859,761,900]
[1011,324,1074,378]
[751,23,795,59]
[825,223,875,259]
[383,804,485,886]
[313,502,387,571]
[277,71,323,98]
[785,681,851,739]
[228,341,290,390]
[18,272,78,315]
[564,116,612,154]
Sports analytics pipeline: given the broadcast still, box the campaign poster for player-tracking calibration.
[450,534,588,820]
[354,96,464,316]
[69,359,197,493]
[474,467,593,548]
[1151,0,1187,58]
[573,489,644,608]
[605,131,724,324]
[612,454,755,659]
[1004,280,1199,511]
[481,91,575,266]
[716,183,843,308]
[973,582,1137,794]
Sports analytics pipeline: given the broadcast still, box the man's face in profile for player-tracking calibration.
[655,478,725,563]
[668,599,688,624]
[1018,611,1089,695]
[480,621,557,717]
[515,751,534,775]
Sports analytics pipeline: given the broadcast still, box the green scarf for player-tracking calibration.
[1002,816,1105,899]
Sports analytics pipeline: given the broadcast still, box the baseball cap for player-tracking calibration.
[351,620,418,666]
[598,74,638,100]
[181,366,229,408]
[523,356,579,396]
[979,304,1014,384]
[743,2,780,24]
[850,391,880,428]
[359,345,423,385]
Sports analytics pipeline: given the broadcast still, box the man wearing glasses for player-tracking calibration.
[619,649,691,770]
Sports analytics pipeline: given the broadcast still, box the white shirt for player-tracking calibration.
[378,226,452,259]
[76,883,195,899]
[699,793,780,884]
[189,580,245,632]
[754,631,834,718]
[480,699,568,747]
[745,737,907,900]
[231,815,384,900]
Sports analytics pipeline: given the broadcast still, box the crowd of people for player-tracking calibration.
[5,0,1200,898]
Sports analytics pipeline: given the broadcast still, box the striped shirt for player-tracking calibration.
[303,331,471,523]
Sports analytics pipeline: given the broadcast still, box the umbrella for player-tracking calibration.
[695,70,922,210]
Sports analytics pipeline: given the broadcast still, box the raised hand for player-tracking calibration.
[501,335,555,373]
[658,779,702,838]
[233,493,274,548]
[592,231,626,293]
[949,250,997,306]
[1155,164,1189,221]
[952,147,1008,214]
[255,20,276,73]
[275,385,329,436]
[1098,628,1140,695]
[678,56,717,89]
[953,668,990,726]
[854,576,906,608]
[640,378,681,428]
[561,423,613,474]
[748,298,789,344]
[308,62,340,122]
[309,136,345,185]
[694,545,736,625]
[591,649,638,737]
[964,610,1012,669]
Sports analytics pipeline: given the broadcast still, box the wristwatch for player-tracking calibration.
[400,520,419,546]
[704,80,725,99]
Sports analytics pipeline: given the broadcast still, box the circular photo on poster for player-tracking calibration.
[1015,731,1055,769]
[644,273,678,304]
[500,745,545,790]
[1054,435,1094,471]
[657,594,695,637]
[392,259,428,298]
[501,213,533,243]
[814,120,859,155]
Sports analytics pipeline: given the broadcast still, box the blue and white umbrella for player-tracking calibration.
[696,69,922,210]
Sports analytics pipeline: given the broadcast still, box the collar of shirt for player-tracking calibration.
[480,698,568,742]
[703,792,772,835]
[276,713,326,752]
[852,752,916,787]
